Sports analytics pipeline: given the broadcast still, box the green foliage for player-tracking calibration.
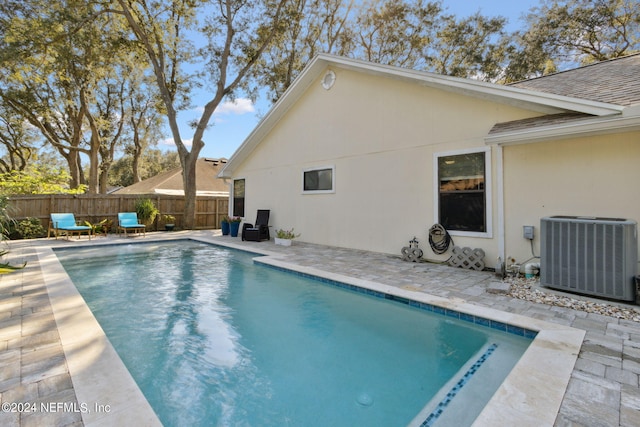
[275,228,300,239]
[0,100,37,173]
[504,0,640,82]
[355,0,450,69]
[0,195,15,241]
[429,12,511,81]
[0,0,165,194]
[84,218,114,234]
[135,197,159,225]
[0,196,27,272]
[0,249,26,274]
[109,150,181,188]
[9,217,46,239]
[262,0,513,99]
[0,165,86,195]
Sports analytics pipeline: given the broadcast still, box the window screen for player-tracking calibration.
[303,168,333,192]
[438,152,486,232]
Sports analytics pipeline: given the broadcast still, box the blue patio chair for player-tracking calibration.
[118,212,146,237]
[48,213,93,240]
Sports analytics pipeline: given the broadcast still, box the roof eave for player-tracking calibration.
[219,57,330,179]
[219,54,626,177]
[484,114,640,146]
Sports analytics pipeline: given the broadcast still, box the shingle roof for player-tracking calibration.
[509,53,640,107]
[114,158,229,196]
[488,54,640,138]
[488,112,595,135]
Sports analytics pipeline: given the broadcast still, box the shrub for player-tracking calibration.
[135,198,159,226]
[11,217,46,239]
[275,228,300,239]
[0,196,14,241]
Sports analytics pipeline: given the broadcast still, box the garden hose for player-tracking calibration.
[428,224,453,255]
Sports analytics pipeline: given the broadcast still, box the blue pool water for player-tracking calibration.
[55,240,532,426]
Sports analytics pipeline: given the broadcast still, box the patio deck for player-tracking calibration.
[1,230,639,426]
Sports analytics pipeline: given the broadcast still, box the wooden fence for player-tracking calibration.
[8,194,229,231]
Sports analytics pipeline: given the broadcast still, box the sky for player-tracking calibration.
[169,0,542,160]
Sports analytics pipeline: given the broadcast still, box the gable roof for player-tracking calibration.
[220,54,639,177]
[115,158,229,196]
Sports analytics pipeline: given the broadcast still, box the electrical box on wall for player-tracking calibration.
[523,225,535,240]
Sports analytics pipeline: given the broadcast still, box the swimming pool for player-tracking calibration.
[54,240,533,426]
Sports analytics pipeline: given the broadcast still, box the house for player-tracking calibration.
[115,157,229,197]
[219,53,640,273]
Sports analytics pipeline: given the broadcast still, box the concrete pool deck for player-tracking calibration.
[1,231,639,426]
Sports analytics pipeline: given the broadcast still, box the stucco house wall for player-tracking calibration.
[222,54,640,275]
[233,66,538,263]
[501,131,640,265]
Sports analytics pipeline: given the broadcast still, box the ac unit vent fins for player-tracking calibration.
[540,216,637,302]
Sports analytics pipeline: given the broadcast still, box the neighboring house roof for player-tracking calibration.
[115,158,229,196]
[220,54,639,178]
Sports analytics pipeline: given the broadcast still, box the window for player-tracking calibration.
[233,179,245,217]
[303,166,334,193]
[435,149,490,234]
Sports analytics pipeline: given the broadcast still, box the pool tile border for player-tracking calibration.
[421,343,498,427]
[258,262,538,340]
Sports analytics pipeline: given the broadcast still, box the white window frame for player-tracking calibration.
[433,147,492,238]
[302,165,335,194]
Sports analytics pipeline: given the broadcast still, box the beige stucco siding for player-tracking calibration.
[502,132,640,268]
[235,67,543,261]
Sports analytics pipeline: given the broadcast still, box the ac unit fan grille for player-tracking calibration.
[540,217,637,301]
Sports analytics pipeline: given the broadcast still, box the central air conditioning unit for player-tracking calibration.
[540,216,638,302]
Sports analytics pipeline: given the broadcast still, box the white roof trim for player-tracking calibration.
[485,114,640,146]
[320,55,623,115]
[219,54,624,178]
[154,189,229,197]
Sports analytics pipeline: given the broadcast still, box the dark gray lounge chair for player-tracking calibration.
[242,210,270,241]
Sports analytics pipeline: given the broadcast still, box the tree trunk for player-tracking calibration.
[58,149,82,190]
[99,165,110,194]
[132,127,142,183]
[181,152,198,229]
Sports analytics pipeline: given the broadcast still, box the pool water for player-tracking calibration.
[55,240,532,426]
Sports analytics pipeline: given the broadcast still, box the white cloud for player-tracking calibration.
[161,138,192,148]
[214,98,255,115]
[187,98,254,120]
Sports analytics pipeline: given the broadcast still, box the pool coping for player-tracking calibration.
[36,234,585,427]
[37,246,161,427]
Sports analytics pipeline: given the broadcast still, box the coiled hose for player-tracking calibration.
[428,224,453,255]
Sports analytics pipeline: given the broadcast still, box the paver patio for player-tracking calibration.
[1,231,639,426]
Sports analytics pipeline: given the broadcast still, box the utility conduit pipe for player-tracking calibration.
[525,262,540,279]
